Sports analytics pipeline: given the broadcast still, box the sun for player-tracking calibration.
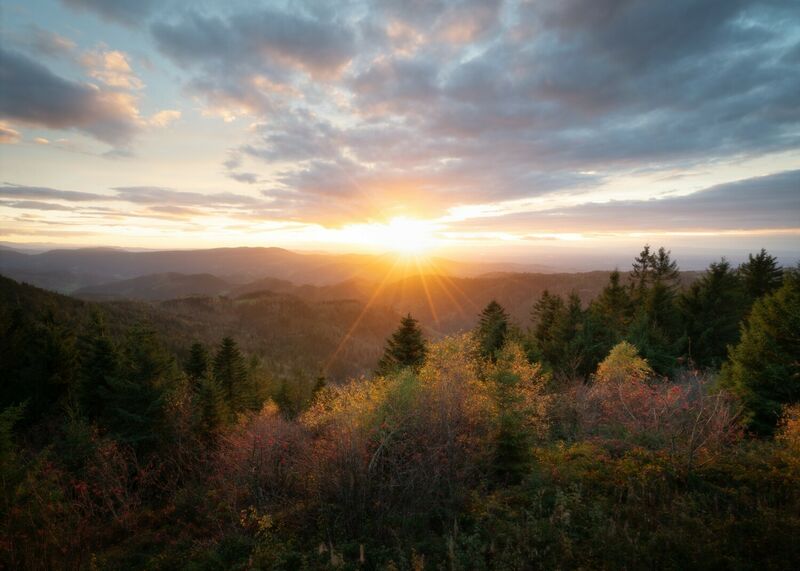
[380,216,438,255]
[331,216,439,257]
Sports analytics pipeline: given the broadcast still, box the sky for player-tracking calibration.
[1,0,799,268]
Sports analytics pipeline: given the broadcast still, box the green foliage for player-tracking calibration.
[680,259,746,369]
[213,336,249,414]
[739,248,783,303]
[476,300,510,360]
[376,313,427,375]
[2,250,799,570]
[720,270,800,435]
[589,269,632,344]
[185,341,210,384]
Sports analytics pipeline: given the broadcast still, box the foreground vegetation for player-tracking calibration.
[1,247,799,569]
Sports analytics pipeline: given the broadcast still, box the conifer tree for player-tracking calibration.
[631,244,654,293]
[680,259,745,369]
[99,326,177,448]
[376,314,427,375]
[79,314,120,421]
[186,342,210,385]
[195,375,228,438]
[477,301,510,360]
[739,248,783,303]
[531,290,565,359]
[213,336,249,413]
[590,270,632,343]
[652,246,680,285]
[720,269,800,435]
[493,369,531,485]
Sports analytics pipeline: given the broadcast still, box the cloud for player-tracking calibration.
[0,183,107,202]
[162,0,797,224]
[147,109,181,128]
[0,48,141,145]
[151,6,357,117]
[61,0,156,26]
[449,170,800,234]
[0,122,21,144]
[110,186,268,209]
[28,26,76,57]
[81,48,144,90]
[0,200,73,211]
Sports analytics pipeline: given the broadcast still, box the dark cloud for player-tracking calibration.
[0,48,140,145]
[61,0,156,26]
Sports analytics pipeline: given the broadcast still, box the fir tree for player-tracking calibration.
[531,290,565,360]
[213,336,248,412]
[185,342,210,385]
[652,246,680,285]
[492,370,530,485]
[79,314,120,421]
[477,301,510,360]
[194,376,228,438]
[98,326,177,448]
[631,244,654,293]
[680,259,745,369]
[720,269,800,435]
[590,269,632,343]
[739,248,783,303]
[376,314,427,376]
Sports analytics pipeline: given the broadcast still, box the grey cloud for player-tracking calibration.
[142,0,800,223]
[0,200,73,211]
[452,170,800,234]
[227,172,259,184]
[0,183,106,202]
[0,48,139,145]
[61,0,156,25]
[111,186,266,207]
[151,7,356,114]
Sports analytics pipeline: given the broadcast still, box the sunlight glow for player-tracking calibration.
[336,216,440,256]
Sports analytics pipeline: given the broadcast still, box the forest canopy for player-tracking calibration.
[1,246,799,570]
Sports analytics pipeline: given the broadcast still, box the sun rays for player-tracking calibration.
[323,251,476,376]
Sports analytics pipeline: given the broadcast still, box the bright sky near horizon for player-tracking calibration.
[1,0,799,266]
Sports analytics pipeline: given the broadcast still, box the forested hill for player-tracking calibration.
[1,247,799,570]
[75,268,701,334]
[0,246,556,293]
[0,275,398,382]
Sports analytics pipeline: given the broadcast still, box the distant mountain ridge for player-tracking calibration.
[0,246,557,293]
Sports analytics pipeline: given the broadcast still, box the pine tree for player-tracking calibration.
[652,247,680,285]
[194,375,228,438]
[79,314,120,421]
[590,270,632,343]
[492,370,530,485]
[531,290,565,360]
[186,342,210,385]
[627,246,682,374]
[98,326,177,448]
[680,259,745,369]
[376,314,427,376]
[477,301,510,360]
[720,269,800,435]
[631,244,654,293]
[213,336,249,413]
[739,248,783,303]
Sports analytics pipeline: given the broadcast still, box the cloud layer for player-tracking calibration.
[1,0,798,250]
